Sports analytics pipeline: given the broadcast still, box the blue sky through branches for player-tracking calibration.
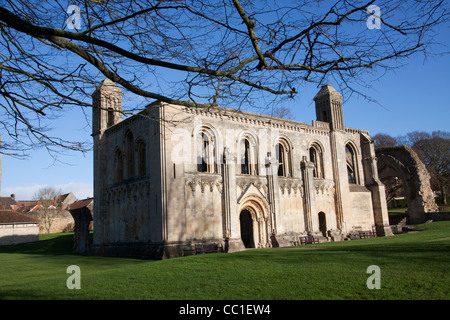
[1,1,449,200]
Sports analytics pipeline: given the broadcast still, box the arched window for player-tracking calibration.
[241,139,250,174]
[197,132,208,172]
[124,130,134,179]
[345,143,358,184]
[276,143,285,176]
[136,139,146,176]
[240,137,258,175]
[196,130,216,173]
[276,139,292,177]
[107,108,114,128]
[309,143,324,179]
[114,149,123,182]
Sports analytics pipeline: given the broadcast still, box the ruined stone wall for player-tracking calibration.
[25,209,74,233]
[377,145,438,224]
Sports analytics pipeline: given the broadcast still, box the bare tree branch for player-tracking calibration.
[0,0,447,156]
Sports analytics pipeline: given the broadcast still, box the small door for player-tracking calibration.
[240,210,254,248]
[318,212,327,237]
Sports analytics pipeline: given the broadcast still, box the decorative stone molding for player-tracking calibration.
[105,179,151,203]
[183,106,330,136]
[278,177,303,196]
[313,179,335,195]
[236,176,268,197]
[185,174,223,195]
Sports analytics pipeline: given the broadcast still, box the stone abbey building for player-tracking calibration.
[91,79,392,259]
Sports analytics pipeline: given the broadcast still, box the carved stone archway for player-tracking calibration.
[239,209,254,248]
[376,146,438,224]
[237,194,271,248]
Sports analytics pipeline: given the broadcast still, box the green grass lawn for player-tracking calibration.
[1,221,449,300]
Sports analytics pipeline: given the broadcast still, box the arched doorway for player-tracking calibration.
[318,212,327,237]
[237,194,271,248]
[240,210,254,248]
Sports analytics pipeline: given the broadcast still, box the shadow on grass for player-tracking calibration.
[2,222,449,262]
[0,233,75,255]
[0,232,153,270]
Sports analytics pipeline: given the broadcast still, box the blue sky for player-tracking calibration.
[1,4,449,201]
[290,48,450,137]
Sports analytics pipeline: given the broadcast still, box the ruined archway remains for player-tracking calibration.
[376,145,438,224]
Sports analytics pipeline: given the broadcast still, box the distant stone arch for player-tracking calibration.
[376,145,438,224]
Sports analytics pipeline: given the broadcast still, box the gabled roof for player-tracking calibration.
[16,202,42,213]
[57,192,77,209]
[68,198,93,211]
[0,210,40,224]
[57,193,71,202]
[16,200,39,207]
[0,197,17,211]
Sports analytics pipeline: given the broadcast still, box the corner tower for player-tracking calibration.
[92,79,123,251]
[92,79,123,136]
[313,84,344,131]
[314,84,346,233]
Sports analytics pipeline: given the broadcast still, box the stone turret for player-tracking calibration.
[91,79,123,251]
[92,79,123,136]
[314,84,344,131]
[314,85,345,233]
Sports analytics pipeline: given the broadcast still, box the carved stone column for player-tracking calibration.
[222,147,243,252]
[301,156,315,234]
[222,147,232,239]
[265,152,279,248]
[330,131,345,232]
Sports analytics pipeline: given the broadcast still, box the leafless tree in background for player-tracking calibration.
[32,185,62,233]
[373,133,398,149]
[0,0,448,156]
[33,185,62,204]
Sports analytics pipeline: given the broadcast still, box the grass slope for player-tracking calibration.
[1,222,449,300]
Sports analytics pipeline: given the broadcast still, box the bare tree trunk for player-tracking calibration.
[443,186,448,206]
